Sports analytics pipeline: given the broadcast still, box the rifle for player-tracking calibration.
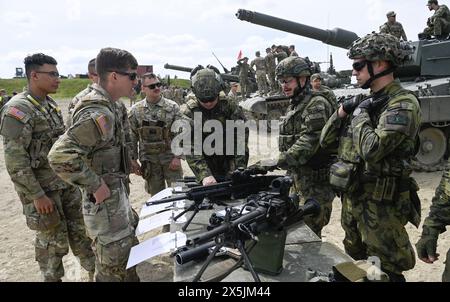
[146,168,281,231]
[174,176,320,281]
[212,52,230,73]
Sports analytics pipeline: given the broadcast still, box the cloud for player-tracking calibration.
[66,0,81,21]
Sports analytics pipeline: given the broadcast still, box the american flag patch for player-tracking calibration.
[8,107,26,121]
[95,114,110,136]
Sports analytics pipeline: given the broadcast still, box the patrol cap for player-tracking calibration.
[427,0,438,6]
[386,11,396,17]
[311,73,322,81]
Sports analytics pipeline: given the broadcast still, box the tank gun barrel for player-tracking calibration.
[236,9,359,49]
[164,63,239,82]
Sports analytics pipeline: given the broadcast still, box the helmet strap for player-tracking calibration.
[292,77,310,104]
[361,61,395,89]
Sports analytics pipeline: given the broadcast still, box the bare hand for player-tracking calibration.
[338,105,348,118]
[131,160,142,176]
[169,157,181,171]
[202,176,217,186]
[33,195,54,214]
[94,179,111,205]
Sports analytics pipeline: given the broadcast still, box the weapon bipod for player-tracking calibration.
[172,198,214,232]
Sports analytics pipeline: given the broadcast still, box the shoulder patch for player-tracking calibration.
[94,114,110,137]
[7,106,28,122]
[386,114,409,126]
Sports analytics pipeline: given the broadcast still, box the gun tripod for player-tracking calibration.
[173,198,214,231]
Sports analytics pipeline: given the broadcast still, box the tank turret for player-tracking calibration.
[236,9,450,171]
[164,63,240,83]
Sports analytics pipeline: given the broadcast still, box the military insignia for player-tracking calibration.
[94,114,110,136]
[7,107,27,121]
[387,114,409,125]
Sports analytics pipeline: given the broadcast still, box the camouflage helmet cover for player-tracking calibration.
[191,67,224,101]
[311,73,322,81]
[275,56,312,78]
[347,32,413,66]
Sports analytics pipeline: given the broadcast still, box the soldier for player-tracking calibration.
[379,11,408,41]
[274,56,338,237]
[336,32,421,281]
[311,73,323,92]
[128,73,183,196]
[180,67,249,185]
[227,82,240,104]
[67,58,98,125]
[237,57,250,99]
[274,46,288,64]
[48,48,140,282]
[289,45,299,57]
[416,164,450,282]
[421,0,450,40]
[250,51,269,96]
[0,53,95,282]
[265,47,278,95]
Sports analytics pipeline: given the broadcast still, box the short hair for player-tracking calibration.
[96,47,138,82]
[88,58,96,75]
[142,73,158,81]
[266,47,271,52]
[256,51,260,56]
[428,0,438,5]
[290,45,295,49]
[24,53,57,79]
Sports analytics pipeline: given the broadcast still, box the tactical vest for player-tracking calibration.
[279,91,337,168]
[72,99,129,182]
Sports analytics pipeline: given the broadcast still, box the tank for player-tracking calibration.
[236,9,450,171]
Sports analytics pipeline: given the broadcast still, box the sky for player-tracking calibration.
[0,0,435,79]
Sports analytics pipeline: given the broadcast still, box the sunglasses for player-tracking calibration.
[198,97,216,103]
[278,77,295,85]
[35,71,60,78]
[144,82,162,90]
[109,70,138,81]
[352,60,368,72]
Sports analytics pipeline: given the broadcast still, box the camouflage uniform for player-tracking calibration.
[265,51,278,94]
[274,51,288,65]
[250,56,268,96]
[67,84,94,126]
[416,159,450,282]
[237,59,250,98]
[423,4,450,38]
[48,84,140,282]
[227,89,240,104]
[0,92,95,282]
[380,22,408,41]
[180,96,249,182]
[128,96,183,195]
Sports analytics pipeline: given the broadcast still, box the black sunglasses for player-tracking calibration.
[144,82,162,90]
[109,70,138,81]
[352,60,368,72]
[35,71,60,78]
[198,97,216,103]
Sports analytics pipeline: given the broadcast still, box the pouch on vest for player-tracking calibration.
[246,228,287,275]
[329,161,357,193]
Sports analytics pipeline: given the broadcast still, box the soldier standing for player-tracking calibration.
[265,47,278,95]
[48,48,140,282]
[180,67,249,185]
[237,57,250,99]
[274,56,338,237]
[416,164,450,281]
[421,0,450,39]
[227,82,240,104]
[340,33,421,281]
[250,51,269,96]
[274,46,288,64]
[0,53,95,282]
[289,45,299,57]
[379,11,408,41]
[128,73,183,196]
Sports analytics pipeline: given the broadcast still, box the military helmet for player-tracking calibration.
[275,56,312,78]
[386,11,396,18]
[311,73,322,81]
[427,0,438,6]
[347,32,412,66]
[191,67,224,101]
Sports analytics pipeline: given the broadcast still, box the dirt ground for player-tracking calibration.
[0,98,448,282]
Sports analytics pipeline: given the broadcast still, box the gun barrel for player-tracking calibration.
[164,63,193,73]
[175,241,216,265]
[146,194,188,206]
[236,9,359,49]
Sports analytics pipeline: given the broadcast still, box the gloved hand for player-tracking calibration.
[277,152,296,170]
[356,95,389,113]
[247,159,279,174]
[416,226,440,263]
[342,94,365,114]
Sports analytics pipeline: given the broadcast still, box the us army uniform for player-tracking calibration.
[47,84,139,282]
[423,4,450,38]
[279,89,337,237]
[380,22,408,41]
[274,50,288,65]
[237,59,250,99]
[416,158,450,282]
[128,96,183,195]
[265,51,278,94]
[350,82,421,277]
[67,84,94,126]
[0,92,95,282]
[180,97,249,182]
[250,56,269,96]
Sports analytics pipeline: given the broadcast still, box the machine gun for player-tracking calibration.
[146,168,281,231]
[174,176,320,282]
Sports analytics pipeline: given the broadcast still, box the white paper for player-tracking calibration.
[135,210,187,236]
[140,200,185,218]
[126,231,187,269]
